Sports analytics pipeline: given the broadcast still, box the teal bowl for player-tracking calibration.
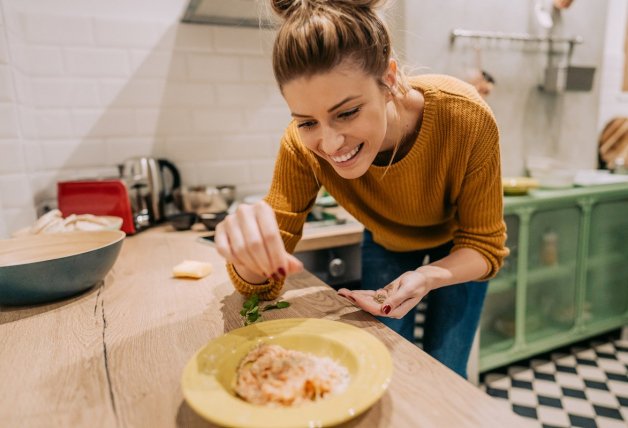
[0,230,125,306]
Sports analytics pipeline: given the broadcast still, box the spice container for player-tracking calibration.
[541,229,558,266]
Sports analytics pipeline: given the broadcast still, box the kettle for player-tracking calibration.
[118,157,181,227]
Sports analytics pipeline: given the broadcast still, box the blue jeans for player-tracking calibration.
[360,230,488,378]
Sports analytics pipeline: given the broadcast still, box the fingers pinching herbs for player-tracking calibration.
[231,202,275,278]
[254,201,291,279]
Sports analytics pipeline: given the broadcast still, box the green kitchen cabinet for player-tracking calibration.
[479,183,628,372]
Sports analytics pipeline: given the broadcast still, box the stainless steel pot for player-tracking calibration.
[176,185,235,214]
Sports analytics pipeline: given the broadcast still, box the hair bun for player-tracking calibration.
[270,0,302,19]
[270,0,386,19]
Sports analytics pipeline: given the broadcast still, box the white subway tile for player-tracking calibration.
[130,50,187,79]
[0,30,8,65]
[3,207,37,237]
[192,109,244,134]
[21,13,94,45]
[248,159,276,184]
[0,216,7,239]
[0,140,25,174]
[0,173,33,208]
[215,83,270,107]
[11,71,33,105]
[65,48,130,77]
[243,107,290,133]
[72,109,137,138]
[17,106,38,138]
[0,103,20,138]
[211,27,270,55]
[174,24,214,51]
[136,108,193,136]
[106,138,156,165]
[32,109,73,138]
[163,82,215,107]
[40,139,107,170]
[196,160,251,185]
[163,137,217,161]
[0,65,14,101]
[186,54,241,82]
[100,79,167,108]
[10,44,64,75]
[30,78,100,108]
[241,57,275,83]
[94,18,174,48]
[207,134,276,160]
[22,140,44,172]
[172,161,198,186]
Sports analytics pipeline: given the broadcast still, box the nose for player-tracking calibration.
[319,125,345,154]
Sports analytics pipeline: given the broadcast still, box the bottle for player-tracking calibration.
[613,157,628,175]
[541,229,558,266]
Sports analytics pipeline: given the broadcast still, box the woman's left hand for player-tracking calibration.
[338,270,431,318]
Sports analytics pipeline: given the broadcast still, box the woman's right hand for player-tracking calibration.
[214,201,303,284]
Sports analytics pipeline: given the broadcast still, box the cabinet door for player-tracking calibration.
[526,207,580,342]
[480,214,518,355]
[586,199,628,323]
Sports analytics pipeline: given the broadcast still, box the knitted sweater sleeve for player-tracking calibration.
[228,127,321,300]
[451,104,509,279]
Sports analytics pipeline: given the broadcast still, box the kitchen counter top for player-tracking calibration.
[0,226,530,427]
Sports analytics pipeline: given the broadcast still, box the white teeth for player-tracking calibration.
[330,144,361,163]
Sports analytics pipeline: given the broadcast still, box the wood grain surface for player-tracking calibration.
[0,226,532,428]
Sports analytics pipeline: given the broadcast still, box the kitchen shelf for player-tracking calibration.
[479,183,628,373]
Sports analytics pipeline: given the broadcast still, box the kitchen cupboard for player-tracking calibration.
[479,183,628,372]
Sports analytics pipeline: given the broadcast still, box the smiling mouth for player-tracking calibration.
[330,143,364,163]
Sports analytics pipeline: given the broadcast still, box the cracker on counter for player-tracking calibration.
[172,260,213,279]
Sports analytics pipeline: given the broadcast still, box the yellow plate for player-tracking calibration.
[181,318,393,428]
[502,176,539,196]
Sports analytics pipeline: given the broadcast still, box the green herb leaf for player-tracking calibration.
[262,301,290,311]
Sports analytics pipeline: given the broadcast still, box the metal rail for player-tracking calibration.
[450,28,583,46]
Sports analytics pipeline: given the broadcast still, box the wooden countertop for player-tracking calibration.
[0,227,531,427]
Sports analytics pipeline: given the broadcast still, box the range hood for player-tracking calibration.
[181,0,274,28]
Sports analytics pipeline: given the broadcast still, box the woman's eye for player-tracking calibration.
[338,107,360,120]
[298,121,317,129]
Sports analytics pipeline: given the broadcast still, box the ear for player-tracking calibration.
[383,59,398,89]
[382,59,398,100]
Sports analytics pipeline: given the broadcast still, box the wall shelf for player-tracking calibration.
[450,28,583,48]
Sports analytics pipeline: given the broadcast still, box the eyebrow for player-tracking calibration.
[291,95,361,118]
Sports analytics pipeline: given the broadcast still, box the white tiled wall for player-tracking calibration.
[0,0,287,237]
[0,0,626,238]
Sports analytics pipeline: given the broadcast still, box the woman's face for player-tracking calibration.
[282,63,395,179]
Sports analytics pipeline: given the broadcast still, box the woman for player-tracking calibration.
[215,0,508,378]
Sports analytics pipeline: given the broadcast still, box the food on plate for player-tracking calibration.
[172,260,213,279]
[235,343,349,407]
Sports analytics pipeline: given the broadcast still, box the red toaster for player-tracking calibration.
[57,179,136,234]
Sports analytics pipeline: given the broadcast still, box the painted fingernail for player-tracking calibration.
[271,273,280,281]
[382,305,392,314]
[278,267,286,277]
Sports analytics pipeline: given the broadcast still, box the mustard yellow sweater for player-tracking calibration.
[228,74,508,300]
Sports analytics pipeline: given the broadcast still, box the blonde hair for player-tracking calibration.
[270,0,408,93]
[270,0,411,175]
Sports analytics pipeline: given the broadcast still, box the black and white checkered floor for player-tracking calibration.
[480,336,628,428]
[413,304,627,427]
